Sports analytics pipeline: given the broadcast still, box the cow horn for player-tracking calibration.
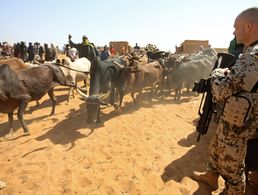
[97,89,111,101]
[76,87,88,100]
[112,60,124,68]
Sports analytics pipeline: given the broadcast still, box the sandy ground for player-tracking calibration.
[0,85,227,195]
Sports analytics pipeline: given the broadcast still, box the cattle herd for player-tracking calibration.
[0,45,218,136]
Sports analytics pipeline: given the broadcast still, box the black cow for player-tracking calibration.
[77,56,130,124]
[0,63,74,136]
[146,51,166,61]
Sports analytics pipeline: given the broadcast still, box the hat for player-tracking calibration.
[82,35,88,39]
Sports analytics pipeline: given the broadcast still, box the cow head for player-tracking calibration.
[117,63,140,94]
[76,87,110,124]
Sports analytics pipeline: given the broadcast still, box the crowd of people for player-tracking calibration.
[0,41,59,63]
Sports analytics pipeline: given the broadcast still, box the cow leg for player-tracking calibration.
[7,112,14,135]
[186,81,190,93]
[84,74,88,94]
[110,82,118,109]
[161,72,165,95]
[48,88,56,115]
[174,85,178,99]
[17,102,30,134]
[175,83,181,100]
[168,82,171,95]
[114,88,119,109]
[96,105,101,124]
[67,87,74,104]
[131,92,137,104]
[138,90,143,104]
[150,84,155,102]
[119,93,124,108]
[178,84,182,99]
[158,80,164,97]
[108,81,114,106]
[67,77,77,104]
[72,87,75,98]
[167,76,172,95]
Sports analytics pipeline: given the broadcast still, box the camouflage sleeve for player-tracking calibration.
[242,46,258,92]
[210,67,235,101]
[211,45,258,101]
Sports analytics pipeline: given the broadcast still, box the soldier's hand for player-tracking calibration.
[68,34,72,40]
[224,68,230,76]
[211,68,228,78]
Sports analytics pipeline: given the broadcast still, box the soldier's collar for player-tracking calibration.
[250,40,258,47]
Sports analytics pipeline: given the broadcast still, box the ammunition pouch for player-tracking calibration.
[222,94,253,127]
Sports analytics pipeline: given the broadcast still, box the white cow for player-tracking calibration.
[60,56,91,103]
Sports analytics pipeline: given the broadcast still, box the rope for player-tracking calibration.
[112,60,124,68]
[55,63,91,74]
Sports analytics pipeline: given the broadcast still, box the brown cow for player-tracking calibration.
[118,60,164,107]
[0,63,74,136]
[0,57,29,71]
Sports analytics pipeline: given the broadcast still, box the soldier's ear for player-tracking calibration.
[246,21,253,32]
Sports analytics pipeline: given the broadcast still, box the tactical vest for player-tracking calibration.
[221,42,258,127]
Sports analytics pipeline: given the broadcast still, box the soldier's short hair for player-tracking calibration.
[238,7,258,26]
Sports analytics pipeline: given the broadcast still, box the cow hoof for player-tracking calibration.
[23,132,31,136]
[3,132,14,139]
[113,104,118,109]
[115,108,122,114]
[95,119,104,125]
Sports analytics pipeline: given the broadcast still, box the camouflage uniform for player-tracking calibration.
[207,41,258,195]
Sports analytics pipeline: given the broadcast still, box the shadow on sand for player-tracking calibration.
[0,93,70,138]
[35,102,103,150]
[161,121,218,195]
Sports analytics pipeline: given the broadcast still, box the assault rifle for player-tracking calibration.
[192,53,236,142]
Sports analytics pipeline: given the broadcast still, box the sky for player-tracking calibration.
[1,0,257,52]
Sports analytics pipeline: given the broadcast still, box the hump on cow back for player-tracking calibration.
[0,57,28,70]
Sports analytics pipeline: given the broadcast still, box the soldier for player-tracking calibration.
[192,7,258,195]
